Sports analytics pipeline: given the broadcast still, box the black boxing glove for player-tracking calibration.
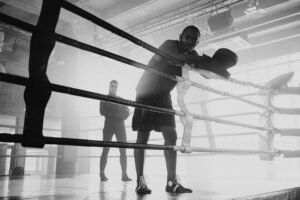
[212,48,238,69]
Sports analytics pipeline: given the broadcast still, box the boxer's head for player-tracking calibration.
[179,25,200,52]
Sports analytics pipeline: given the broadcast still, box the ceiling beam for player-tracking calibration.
[0,0,41,16]
[237,35,300,65]
[199,3,300,46]
[98,0,153,20]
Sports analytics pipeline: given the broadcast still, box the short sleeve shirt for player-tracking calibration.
[136,40,198,97]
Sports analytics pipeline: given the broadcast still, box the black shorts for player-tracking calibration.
[132,93,175,132]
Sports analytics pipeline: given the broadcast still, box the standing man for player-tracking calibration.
[132,25,237,194]
[100,80,131,182]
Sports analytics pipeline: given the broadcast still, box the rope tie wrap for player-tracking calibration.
[176,68,193,153]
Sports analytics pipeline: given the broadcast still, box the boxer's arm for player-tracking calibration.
[154,40,205,64]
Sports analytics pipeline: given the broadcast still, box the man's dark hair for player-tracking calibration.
[182,25,200,37]
[110,80,118,85]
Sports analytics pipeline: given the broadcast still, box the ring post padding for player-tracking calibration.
[180,114,194,153]
[22,0,61,148]
[177,66,193,153]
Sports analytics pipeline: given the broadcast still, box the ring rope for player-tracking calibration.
[0,10,276,109]
[0,72,180,116]
[0,133,174,151]
[212,111,260,119]
[0,9,290,99]
[278,87,300,95]
[56,34,178,81]
[190,80,272,110]
[0,8,275,98]
[0,133,281,156]
[192,114,270,131]
[0,12,272,111]
[59,34,271,110]
[0,155,61,158]
[200,92,269,103]
[276,107,300,115]
[60,0,276,95]
[0,13,35,32]
[0,10,280,153]
[0,5,283,154]
[59,34,272,111]
[0,13,177,82]
[0,124,60,132]
[228,77,276,92]
[60,0,183,66]
[0,73,272,132]
[189,147,280,156]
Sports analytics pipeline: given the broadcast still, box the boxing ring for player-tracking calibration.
[1,0,300,199]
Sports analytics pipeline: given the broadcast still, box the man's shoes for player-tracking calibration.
[135,176,151,195]
[122,174,132,182]
[165,177,192,194]
[100,173,108,182]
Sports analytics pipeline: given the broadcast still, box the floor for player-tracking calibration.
[0,174,299,200]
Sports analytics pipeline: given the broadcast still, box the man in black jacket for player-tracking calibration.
[100,80,131,182]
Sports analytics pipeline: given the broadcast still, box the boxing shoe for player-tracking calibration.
[136,176,151,195]
[165,176,192,194]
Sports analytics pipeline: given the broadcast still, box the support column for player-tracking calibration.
[56,102,80,177]
[55,22,80,177]
[200,102,216,149]
[259,93,275,161]
[0,144,8,175]
[78,145,90,175]
[10,115,26,176]
[177,66,193,153]
[47,147,57,176]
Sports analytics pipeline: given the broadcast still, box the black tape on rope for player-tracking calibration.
[0,73,178,116]
[0,133,174,151]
